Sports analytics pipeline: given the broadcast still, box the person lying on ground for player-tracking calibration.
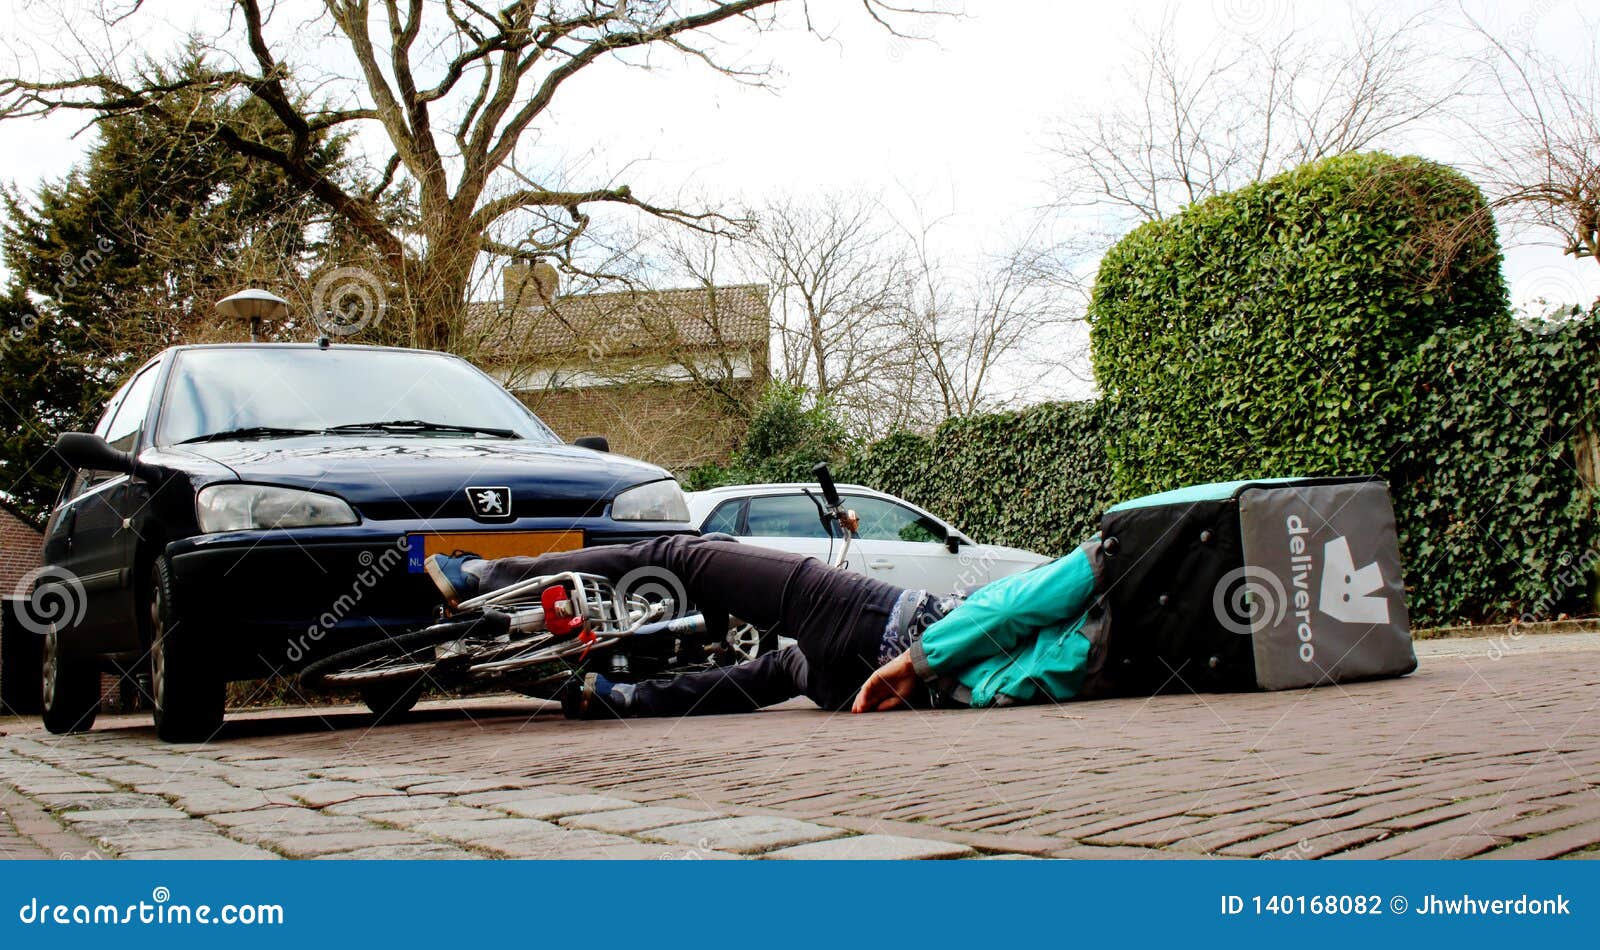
[424,527,1099,719]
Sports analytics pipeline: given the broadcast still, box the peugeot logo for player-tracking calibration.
[465,486,513,522]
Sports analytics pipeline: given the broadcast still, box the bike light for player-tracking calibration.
[611,479,690,522]
[196,484,360,533]
[541,585,585,638]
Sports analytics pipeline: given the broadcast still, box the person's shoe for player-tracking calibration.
[561,673,632,720]
[425,553,480,607]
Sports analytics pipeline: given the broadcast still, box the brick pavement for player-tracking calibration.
[1,632,1596,860]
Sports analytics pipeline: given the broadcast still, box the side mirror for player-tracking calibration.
[945,535,966,555]
[574,435,610,453]
[54,432,134,475]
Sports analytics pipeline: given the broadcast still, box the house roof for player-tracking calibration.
[467,283,769,362]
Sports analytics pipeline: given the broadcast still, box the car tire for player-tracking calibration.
[149,558,224,744]
[361,678,425,724]
[40,628,100,735]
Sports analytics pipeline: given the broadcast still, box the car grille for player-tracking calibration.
[354,497,605,522]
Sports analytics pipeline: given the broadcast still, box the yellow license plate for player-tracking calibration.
[406,530,583,573]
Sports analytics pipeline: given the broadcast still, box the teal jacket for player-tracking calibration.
[908,478,1310,707]
[909,539,1100,707]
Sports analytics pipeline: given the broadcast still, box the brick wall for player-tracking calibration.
[0,505,42,597]
[0,507,42,713]
[523,378,762,472]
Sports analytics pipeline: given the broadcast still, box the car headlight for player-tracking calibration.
[196,484,360,533]
[611,479,690,522]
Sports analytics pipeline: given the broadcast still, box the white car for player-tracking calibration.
[685,483,1051,595]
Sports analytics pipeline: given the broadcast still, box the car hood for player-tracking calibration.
[168,436,671,521]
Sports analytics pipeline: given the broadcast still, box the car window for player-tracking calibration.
[701,499,743,535]
[745,494,831,539]
[92,380,128,439]
[103,364,160,453]
[843,494,947,544]
[158,347,559,445]
[70,371,142,496]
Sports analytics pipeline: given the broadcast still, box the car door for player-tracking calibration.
[841,494,970,593]
[43,362,161,652]
[739,491,860,572]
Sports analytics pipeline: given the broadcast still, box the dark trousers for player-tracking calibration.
[473,535,905,712]
[632,645,816,716]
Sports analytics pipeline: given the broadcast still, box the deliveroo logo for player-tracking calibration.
[1318,536,1390,625]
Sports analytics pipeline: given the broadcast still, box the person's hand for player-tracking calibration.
[852,649,920,713]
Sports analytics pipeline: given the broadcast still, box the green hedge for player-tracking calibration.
[1384,317,1600,623]
[840,401,1114,555]
[1089,152,1509,490]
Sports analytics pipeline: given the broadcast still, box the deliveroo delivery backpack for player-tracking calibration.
[1077,476,1416,697]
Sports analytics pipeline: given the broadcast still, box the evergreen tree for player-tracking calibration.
[0,58,379,518]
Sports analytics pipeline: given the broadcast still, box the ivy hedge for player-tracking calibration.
[1089,152,1510,489]
[839,401,1115,556]
[1380,317,1600,623]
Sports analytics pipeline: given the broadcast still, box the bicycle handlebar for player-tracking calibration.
[812,461,841,508]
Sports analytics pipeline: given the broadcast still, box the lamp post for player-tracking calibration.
[215,288,290,342]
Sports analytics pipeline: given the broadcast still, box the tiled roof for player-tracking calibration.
[466,283,769,361]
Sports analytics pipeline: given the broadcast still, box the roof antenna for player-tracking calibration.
[216,288,289,342]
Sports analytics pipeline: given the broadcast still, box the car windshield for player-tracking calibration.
[157,347,560,446]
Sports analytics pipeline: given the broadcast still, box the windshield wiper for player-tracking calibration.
[326,419,519,439]
[178,426,320,445]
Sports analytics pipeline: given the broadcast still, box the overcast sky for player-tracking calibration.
[1,0,1596,400]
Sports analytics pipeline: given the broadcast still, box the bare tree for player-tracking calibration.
[1463,12,1600,269]
[0,0,929,350]
[897,229,1079,419]
[737,193,1086,433]
[1051,7,1457,229]
[739,191,917,433]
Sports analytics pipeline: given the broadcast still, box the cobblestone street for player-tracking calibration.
[3,632,1598,860]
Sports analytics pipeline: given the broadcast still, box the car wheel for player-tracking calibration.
[361,678,425,724]
[40,628,99,734]
[149,558,224,744]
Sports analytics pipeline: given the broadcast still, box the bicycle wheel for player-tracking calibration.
[716,620,777,666]
[299,613,507,690]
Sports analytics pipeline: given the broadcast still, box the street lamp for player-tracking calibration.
[215,288,290,342]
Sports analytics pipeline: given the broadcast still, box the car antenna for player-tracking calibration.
[317,334,332,349]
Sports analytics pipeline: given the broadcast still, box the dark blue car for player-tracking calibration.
[40,342,695,741]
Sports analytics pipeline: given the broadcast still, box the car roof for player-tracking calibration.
[162,342,449,355]
[684,483,979,540]
[686,482,886,497]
